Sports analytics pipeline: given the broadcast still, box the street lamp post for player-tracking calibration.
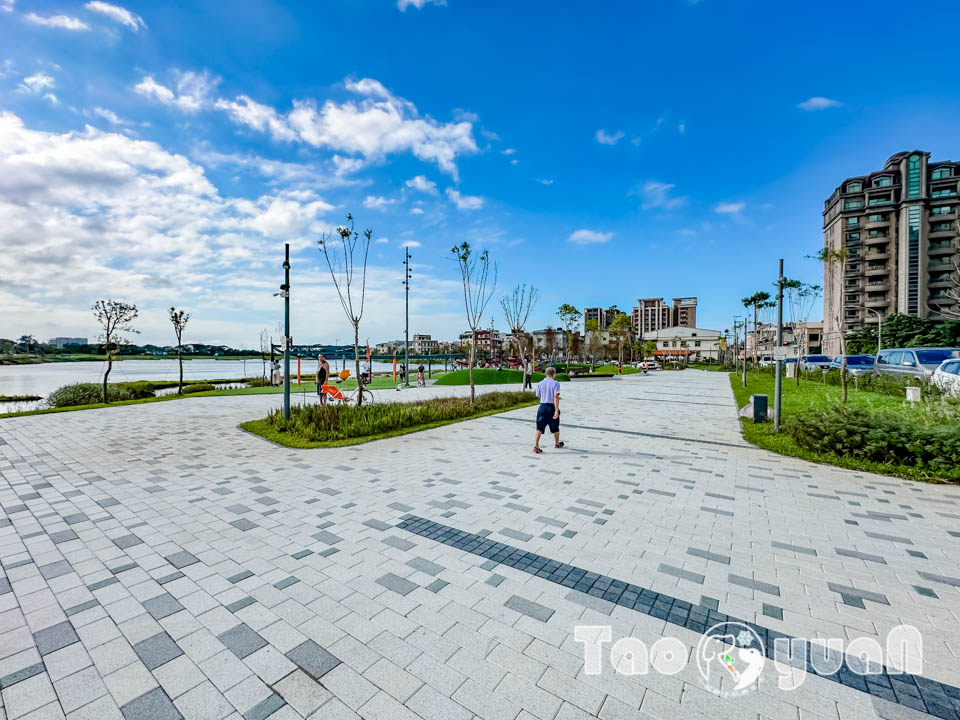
[774,259,784,434]
[402,247,412,387]
[865,308,883,356]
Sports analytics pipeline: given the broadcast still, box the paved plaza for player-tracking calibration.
[0,371,959,720]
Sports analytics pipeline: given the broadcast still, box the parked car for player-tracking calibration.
[875,347,960,379]
[932,357,960,395]
[828,354,875,375]
[799,354,833,371]
[758,355,774,368]
[638,358,660,370]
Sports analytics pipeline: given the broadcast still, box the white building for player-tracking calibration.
[645,326,723,362]
[412,334,439,354]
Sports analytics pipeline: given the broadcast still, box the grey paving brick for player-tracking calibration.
[504,595,554,622]
[164,551,199,569]
[112,534,143,549]
[826,582,890,605]
[835,547,887,564]
[917,570,960,587]
[134,632,184,670]
[231,518,259,532]
[727,573,780,596]
[38,559,73,580]
[243,692,286,720]
[770,540,818,556]
[143,593,185,620]
[218,623,268,660]
[285,640,340,680]
[363,519,392,531]
[0,662,45,690]
[33,620,80,656]
[405,557,444,576]
[657,563,704,584]
[686,547,731,564]
[120,686,183,720]
[382,536,415,551]
[376,573,417,596]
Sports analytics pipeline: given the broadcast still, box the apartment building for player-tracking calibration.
[48,337,88,348]
[645,327,723,362]
[822,151,960,354]
[583,305,621,330]
[630,297,698,336]
[459,329,503,355]
[744,321,823,357]
[412,334,439,354]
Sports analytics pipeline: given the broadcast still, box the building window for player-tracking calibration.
[846,182,862,193]
[907,205,920,313]
[873,176,892,187]
[846,232,860,242]
[868,194,892,206]
[932,205,953,215]
[868,213,888,222]
[932,167,953,180]
[931,221,952,232]
[867,229,885,237]
[931,187,958,198]
[694,341,701,347]
[907,154,922,198]
[844,199,863,210]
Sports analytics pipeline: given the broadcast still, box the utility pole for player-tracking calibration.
[281,244,291,420]
[774,258,784,433]
[732,315,740,374]
[402,247,412,387]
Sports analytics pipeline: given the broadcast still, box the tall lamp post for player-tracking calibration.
[865,308,883,356]
[774,259,784,434]
[402,247,412,387]
[277,244,291,421]
[733,315,743,377]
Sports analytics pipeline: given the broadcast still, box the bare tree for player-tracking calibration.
[741,291,772,368]
[452,242,497,404]
[782,279,822,385]
[318,214,373,405]
[92,300,139,403]
[259,329,269,379]
[169,307,190,395]
[501,284,539,362]
[812,247,850,403]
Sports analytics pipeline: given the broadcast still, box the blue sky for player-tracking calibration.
[3,0,960,346]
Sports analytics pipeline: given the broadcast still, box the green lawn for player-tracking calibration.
[591,364,640,375]
[730,371,956,482]
[435,368,568,385]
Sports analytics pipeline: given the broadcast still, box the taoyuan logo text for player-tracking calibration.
[574,623,923,698]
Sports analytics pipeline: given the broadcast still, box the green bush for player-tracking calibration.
[182,383,216,394]
[798,368,944,399]
[46,382,153,407]
[591,364,639,375]
[266,391,537,442]
[435,369,568,386]
[784,404,960,475]
[246,376,273,387]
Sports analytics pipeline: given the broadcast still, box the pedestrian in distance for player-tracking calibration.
[522,355,533,390]
[315,354,330,405]
[533,366,563,454]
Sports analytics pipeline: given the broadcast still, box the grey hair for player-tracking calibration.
[545,366,556,377]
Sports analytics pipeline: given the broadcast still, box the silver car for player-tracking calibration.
[874,347,960,378]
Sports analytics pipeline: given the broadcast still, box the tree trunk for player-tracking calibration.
[469,329,476,404]
[103,350,112,404]
[354,324,362,406]
[177,346,183,395]
[839,330,848,404]
[753,305,758,369]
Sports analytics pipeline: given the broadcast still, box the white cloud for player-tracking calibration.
[397,0,446,10]
[24,12,90,30]
[480,127,500,141]
[405,175,438,195]
[595,129,624,145]
[568,229,612,245]
[445,188,483,210]
[0,59,14,78]
[635,180,687,210]
[84,1,145,30]
[677,122,685,134]
[19,72,55,94]
[403,240,422,248]
[409,207,425,215]
[88,107,131,126]
[714,201,745,215]
[535,178,554,185]
[363,195,395,210]
[1,0,14,12]
[134,70,220,113]
[798,96,842,111]
[214,95,297,141]
[375,237,389,244]
[501,148,516,155]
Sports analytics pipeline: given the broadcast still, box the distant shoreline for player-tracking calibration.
[0,354,265,365]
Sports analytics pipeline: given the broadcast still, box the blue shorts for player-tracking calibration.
[536,403,559,433]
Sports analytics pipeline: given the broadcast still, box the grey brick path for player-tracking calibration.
[0,373,958,719]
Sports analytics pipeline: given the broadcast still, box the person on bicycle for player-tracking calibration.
[533,366,563,454]
[316,354,330,405]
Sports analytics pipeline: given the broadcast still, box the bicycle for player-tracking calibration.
[319,379,376,406]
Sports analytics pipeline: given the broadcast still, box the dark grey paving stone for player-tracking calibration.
[88,577,119,591]
[658,563,704,584]
[33,620,79,656]
[274,576,299,590]
[286,640,340,680]
[863,531,913,545]
[157,572,184,585]
[143,593,185,620]
[112,534,143,549]
[226,504,252,514]
[485,574,505,588]
[230,519,258,532]
[504,595,554,622]
[376,573,417,596]
[917,570,960,588]
[727,574,780,597]
[312,530,342,545]
[218,624,267,660]
[226,597,256,613]
[228,571,254,584]
[382,536,415,551]
[65,599,100,616]
[111,562,138,575]
[700,596,720,611]
[363,519,392,531]
[120,687,183,720]
[762,604,783,621]
[134,632,184,670]
[38,559,73,580]
[164,551,199,569]
[914,586,938,598]
[499,528,533,542]
[564,590,614,615]
[826,582,889,605]
[243,693,285,720]
[49,529,78,544]
[425,579,448,593]
[771,540,818,556]
[841,593,866,609]
[96,498,121,508]
[686,547,731,565]
[700,505,735,517]
[0,662,45,690]
[835,548,886,564]
[405,557,444,576]
[291,550,312,560]
[62,512,89,525]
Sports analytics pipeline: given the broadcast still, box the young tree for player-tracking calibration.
[584,319,602,364]
[608,313,632,365]
[319,214,372,405]
[452,242,497,404]
[544,326,556,360]
[556,304,582,360]
[741,291,772,368]
[781,279,822,385]
[92,300,139,403]
[811,247,850,403]
[259,329,269,379]
[169,307,191,395]
[501,284,539,361]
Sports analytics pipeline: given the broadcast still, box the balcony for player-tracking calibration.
[865,296,889,307]
[865,265,888,275]
[930,242,956,255]
[866,279,889,290]
[866,251,889,261]
[930,277,955,288]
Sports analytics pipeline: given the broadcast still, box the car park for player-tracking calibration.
[828,354,875,375]
[799,354,832,370]
[932,358,960,395]
[758,355,774,368]
[874,347,960,379]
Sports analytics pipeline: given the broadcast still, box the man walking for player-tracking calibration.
[533,366,563,453]
[522,356,533,390]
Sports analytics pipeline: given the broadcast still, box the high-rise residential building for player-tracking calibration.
[412,334,439,354]
[583,305,621,330]
[48,337,87,348]
[630,297,698,336]
[822,151,960,354]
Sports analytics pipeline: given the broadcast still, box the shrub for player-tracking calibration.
[798,368,944,399]
[182,383,216,394]
[784,404,960,476]
[435,369,568,386]
[46,382,152,407]
[266,391,536,442]
[246,376,273,387]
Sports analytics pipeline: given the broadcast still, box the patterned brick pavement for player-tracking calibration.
[0,371,958,719]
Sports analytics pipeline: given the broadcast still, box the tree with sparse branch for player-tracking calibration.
[501,284,539,363]
[556,304,581,360]
[781,278,822,385]
[608,313,632,365]
[544,326,556,360]
[259,329,269,379]
[741,291,772,368]
[318,213,372,405]
[169,307,190,395]
[92,300,139,403]
[451,242,497,404]
[584,319,602,365]
[810,247,850,403]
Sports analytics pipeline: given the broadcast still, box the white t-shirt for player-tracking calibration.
[535,377,560,404]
